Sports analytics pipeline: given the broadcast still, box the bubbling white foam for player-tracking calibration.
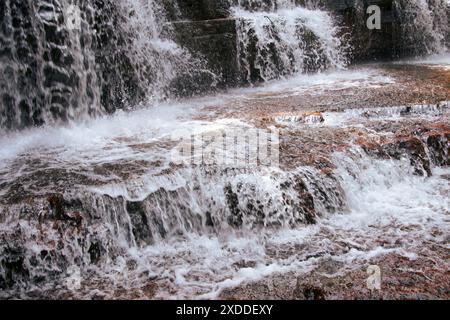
[232,3,347,82]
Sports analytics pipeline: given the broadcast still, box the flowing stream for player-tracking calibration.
[0,0,449,299]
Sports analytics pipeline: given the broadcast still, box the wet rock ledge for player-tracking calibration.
[168,0,449,84]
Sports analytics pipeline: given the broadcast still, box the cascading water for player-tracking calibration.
[0,0,101,129]
[0,0,214,129]
[2,0,448,129]
[393,0,450,55]
[0,0,449,299]
[231,0,347,82]
[113,0,215,101]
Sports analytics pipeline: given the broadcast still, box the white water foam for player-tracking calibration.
[85,147,449,299]
[0,68,393,164]
[232,3,346,82]
[0,64,448,299]
[398,53,450,70]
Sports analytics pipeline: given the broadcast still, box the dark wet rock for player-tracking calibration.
[46,193,83,227]
[165,0,230,21]
[205,211,214,227]
[287,177,317,225]
[302,284,327,300]
[91,0,145,113]
[427,134,450,166]
[297,26,333,74]
[292,278,327,300]
[88,241,103,265]
[171,18,239,89]
[43,66,73,88]
[223,174,319,229]
[423,124,450,166]
[47,193,66,220]
[225,184,243,228]
[386,137,432,176]
[301,170,346,215]
[126,201,154,246]
[0,246,30,289]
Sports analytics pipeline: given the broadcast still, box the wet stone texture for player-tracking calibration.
[0,62,449,299]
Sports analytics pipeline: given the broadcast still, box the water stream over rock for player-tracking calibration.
[0,0,449,299]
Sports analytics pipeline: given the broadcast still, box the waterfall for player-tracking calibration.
[231,0,347,82]
[0,1,449,298]
[0,0,213,130]
[113,0,214,102]
[1,0,449,129]
[393,0,450,55]
[0,0,101,129]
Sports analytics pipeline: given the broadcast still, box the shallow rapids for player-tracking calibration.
[0,58,449,299]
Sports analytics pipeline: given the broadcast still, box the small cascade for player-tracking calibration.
[0,131,448,297]
[0,0,215,129]
[231,0,347,82]
[0,163,348,294]
[393,0,450,55]
[114,0,215,101]
[0,0,101,129]
[0,0,449,299]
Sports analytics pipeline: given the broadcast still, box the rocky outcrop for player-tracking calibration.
[171,18,240,87]
[356,122,450,176]
[169,0,449,86]
[164,0,231,21]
